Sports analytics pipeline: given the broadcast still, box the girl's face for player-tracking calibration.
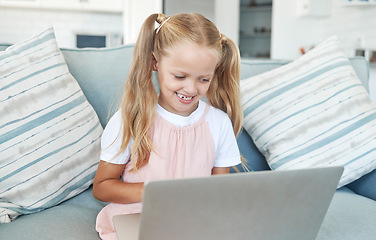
[155,42,219,117]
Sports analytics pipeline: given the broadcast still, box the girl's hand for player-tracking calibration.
[212,167,230,175]
[93,160,144,204]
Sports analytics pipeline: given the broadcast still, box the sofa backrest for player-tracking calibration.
[1,42,370,126]
[60,45,370,127]
[1,41,371,172]
[61,45,162,128]
[61,45,134,127]
[1,43,370,171]
[59,45,370,172]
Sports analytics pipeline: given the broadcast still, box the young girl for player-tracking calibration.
[93,13,243,240]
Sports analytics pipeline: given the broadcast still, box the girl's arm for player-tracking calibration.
[212,167,230,175]
[93,160,144,204]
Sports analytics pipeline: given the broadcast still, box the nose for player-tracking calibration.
[183,79,198,95]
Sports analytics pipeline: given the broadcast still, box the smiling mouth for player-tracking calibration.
[176,93,194,100]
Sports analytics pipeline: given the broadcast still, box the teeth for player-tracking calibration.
[177,93,193,100]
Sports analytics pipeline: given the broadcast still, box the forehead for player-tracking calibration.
[161,42,219,73]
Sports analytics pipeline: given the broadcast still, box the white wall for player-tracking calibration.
[271,0,324,60]
[320,0,376,57]
[319,1,376,103]
[123,0,216,45]
[0,0,238,48]
[164,0,215,21]
[271,0,376,102]
[122,0,162,44]
[215,0,239,44]
[163,0,239,45]
[271,0,376,60]
[0,7,123,48]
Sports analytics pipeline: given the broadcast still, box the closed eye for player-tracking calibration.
[174,75,186,79]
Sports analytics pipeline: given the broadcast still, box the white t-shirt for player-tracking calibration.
[100,101,241,167]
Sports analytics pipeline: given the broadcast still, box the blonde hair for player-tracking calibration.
[119,13,243,171]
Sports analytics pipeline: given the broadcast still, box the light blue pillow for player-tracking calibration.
[0,27,103,222]
[241,36,376,188]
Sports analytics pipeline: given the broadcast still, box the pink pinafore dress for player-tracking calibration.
[96,105,215,240]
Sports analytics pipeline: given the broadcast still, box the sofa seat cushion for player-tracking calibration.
[317,187,376,240]
[0,187,106,240]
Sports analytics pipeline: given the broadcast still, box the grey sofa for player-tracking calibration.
[0,44,375,240]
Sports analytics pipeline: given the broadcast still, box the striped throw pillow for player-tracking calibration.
[0,27,103,223]
[241,36,376,188]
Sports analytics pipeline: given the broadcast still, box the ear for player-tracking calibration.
[152,52,158,71]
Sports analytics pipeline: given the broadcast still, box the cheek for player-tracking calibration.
[159,77,180,93]
[200,83,212,94]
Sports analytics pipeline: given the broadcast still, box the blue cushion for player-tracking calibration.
[61,46,134,127]
[61,45,160,128]
[234,130,270,172]
[347,169,376,201]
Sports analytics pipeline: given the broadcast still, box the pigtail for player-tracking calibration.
[118,14,160,171]
[207,34,243,136]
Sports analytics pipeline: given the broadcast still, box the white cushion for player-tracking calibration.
[0,27,103,222]
[241,36,376,188]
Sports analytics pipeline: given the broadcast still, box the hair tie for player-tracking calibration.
[156,17,171,34]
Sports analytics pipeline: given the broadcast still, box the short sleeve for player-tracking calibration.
[100,110,133,164]
[206,107,241,167]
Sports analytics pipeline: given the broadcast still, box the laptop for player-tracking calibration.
[113,166,343,240]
